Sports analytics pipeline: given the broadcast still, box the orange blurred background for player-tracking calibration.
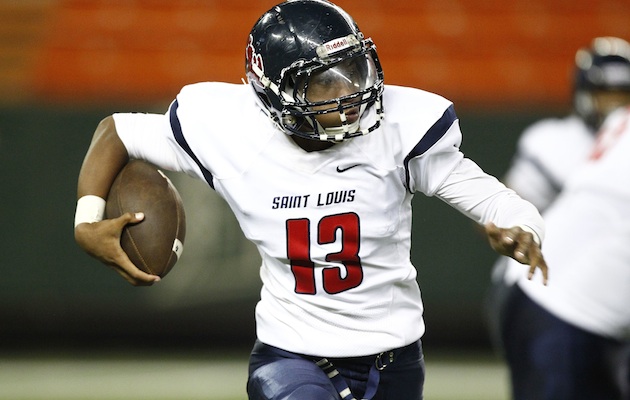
[3,0,630,110]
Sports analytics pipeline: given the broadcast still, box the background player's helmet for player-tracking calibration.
[246,0,384,142]
[573,36,630,129]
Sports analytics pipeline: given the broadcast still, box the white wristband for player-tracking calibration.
[74,195,106,228]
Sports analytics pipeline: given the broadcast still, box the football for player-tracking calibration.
[105,160,186,277]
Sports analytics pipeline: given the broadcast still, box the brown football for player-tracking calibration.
[105,160,186,277]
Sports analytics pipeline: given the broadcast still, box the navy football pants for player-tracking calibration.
[247,339,425,400]
[500,284,630,400]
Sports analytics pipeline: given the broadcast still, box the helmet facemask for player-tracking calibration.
[280,44,383,142]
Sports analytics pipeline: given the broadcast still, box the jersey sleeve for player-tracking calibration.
[405,105,464,196]
[502,115,594,213]
[401,96,544,242]
[434,158,545,242]
[502,119,565,212]
[113,109,205,179]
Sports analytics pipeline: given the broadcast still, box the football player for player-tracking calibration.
[486,36,630,400]
[487,36,630,352]
[501,105,630,400]
[502,36,630,214]
[74,1,547,399]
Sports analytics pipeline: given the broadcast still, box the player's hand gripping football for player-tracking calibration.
[484,222,548,285]
[74,212,161,286]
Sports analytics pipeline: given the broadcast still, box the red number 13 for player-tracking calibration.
[286,212,363,295]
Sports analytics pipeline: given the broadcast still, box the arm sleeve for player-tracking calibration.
[112,111,202,178]
[405,111,465,195]
[434,157,545,243]
[403,103,545,243]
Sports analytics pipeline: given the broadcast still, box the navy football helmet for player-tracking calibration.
[245,0,384,142]
[573,37,630,129]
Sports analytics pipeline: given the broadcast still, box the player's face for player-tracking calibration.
[593,90,630,120]
[303,55,377,129]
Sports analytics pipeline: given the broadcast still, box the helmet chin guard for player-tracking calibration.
[246,0,384,142]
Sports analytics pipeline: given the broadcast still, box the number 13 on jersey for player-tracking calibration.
[286,212,363,295]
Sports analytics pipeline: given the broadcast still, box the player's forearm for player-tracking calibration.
[77,115,129,199]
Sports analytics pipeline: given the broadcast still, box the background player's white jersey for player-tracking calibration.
[114,82,543,357]
[503,115,594,213]
[496,114,594,286]
[517,106,630,340]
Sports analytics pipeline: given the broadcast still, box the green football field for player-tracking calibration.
[0,349,510,400]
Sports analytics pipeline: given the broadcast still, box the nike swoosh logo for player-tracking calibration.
[336,164,360,173]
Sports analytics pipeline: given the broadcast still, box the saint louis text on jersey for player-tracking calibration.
[272,189,356,209]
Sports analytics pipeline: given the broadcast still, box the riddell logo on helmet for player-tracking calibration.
[317,35,359,59]
[326,38,350,52]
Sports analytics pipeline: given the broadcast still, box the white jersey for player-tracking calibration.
[504,114,594,213]
[517,106,630,340]
[114,82,544,357]
[497,114,594,285]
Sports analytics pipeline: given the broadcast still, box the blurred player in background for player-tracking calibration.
[503,37,630,213]
[487,36,630,346]
[74,1,547,399]
[502,105,630,400]
[487,37,630,400]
